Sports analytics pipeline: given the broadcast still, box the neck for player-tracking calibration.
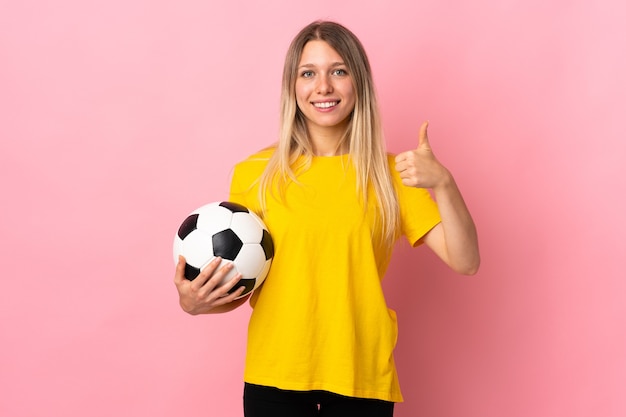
[308,124,349,156]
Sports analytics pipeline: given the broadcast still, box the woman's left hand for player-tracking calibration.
[394,121,451,190]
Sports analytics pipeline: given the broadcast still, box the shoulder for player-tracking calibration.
[231,146,276,188]
[233,146,276,172]
[237,146,276,165]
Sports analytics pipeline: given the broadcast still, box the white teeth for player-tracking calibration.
[314,101,337,108]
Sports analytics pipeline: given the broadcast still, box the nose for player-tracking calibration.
[316,74,333,94]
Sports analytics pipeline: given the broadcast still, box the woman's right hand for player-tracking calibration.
[174,256,249,315]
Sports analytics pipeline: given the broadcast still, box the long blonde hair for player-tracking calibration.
[259,20,400,251]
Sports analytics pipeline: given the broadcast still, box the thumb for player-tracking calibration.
[417,121,430,149]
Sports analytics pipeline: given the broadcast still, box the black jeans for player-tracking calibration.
[243,383,394,417]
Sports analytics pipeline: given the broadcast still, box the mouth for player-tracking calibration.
[313,100,339,109]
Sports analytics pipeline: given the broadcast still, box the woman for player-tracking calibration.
[174,20,480,417]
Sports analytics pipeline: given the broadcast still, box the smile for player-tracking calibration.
[313,101,339,109]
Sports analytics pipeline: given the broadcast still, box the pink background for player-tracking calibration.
[1,1,624,416]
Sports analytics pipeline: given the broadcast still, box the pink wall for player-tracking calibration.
[1,1,624,416]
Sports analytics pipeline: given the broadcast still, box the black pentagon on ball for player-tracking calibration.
[177,213,199,240]
[184,263,201,281]
[212,229,243,260]
[219,201,249,213]
[227,278,257,296]
[260,229,274,260]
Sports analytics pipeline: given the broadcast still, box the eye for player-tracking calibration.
[301,70,314,78]
[333,68,348,76]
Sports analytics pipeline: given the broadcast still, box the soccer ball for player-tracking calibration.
[173,201,274,298]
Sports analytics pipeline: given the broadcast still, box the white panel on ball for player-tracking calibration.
[234,244,267,278]
[230,211,264,243]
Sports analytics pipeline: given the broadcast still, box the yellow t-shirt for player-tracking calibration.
[229,149,441,402]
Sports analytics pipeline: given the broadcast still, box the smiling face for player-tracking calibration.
[295,40,356,148]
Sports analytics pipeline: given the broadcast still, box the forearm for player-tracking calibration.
[181,293,250,315]
[430,172,480,275]
[203,294,250,314]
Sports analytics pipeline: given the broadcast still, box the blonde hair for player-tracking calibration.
[259,20,400,250]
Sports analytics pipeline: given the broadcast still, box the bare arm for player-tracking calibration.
[395,121,480,275]
[421,174,480,275]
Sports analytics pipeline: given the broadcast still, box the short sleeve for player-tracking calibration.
[389,156,441,246]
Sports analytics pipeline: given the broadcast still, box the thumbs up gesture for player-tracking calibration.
[394,121,450,189]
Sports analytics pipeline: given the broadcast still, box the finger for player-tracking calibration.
[418,121,430,149]
[173,255,187,285]
[208,272,245,304]
[395,163,409,178]
[395,151,408,164]
[395,154,418,173]
[189,256,223,290]
[217,272,246,298]
[395,151,416,166]
[215,286,249,306]
[206,258,235,291]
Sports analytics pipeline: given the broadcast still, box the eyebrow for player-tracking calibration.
[297,62,346,69]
